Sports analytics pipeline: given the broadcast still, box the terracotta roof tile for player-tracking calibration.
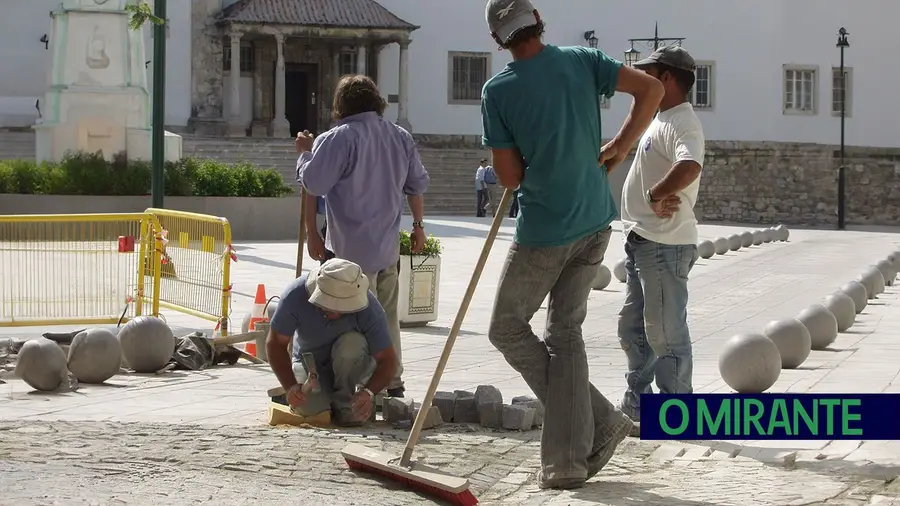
[220,0,418,30]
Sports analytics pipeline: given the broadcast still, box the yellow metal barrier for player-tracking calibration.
[0,209,232,334]
[144,208,233,336]
[0,213,158,326]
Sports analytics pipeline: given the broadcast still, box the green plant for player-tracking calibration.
[399,229,442,256]
[125,2,164,30]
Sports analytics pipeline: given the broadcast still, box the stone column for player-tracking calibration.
[357,44,367,75]
[270,33,290,138]
[332,47,341,82]
[397,41,411,131]
[227,30,244,136]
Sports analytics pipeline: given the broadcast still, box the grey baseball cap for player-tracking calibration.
[485,0,539,44]
[633,45,697,73]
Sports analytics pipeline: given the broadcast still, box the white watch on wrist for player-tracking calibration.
[357,385,374,398]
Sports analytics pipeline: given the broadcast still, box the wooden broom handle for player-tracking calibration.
[399,187,513,467]
[295,187,307,278]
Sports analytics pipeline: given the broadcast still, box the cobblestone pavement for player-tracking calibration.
[1,420,898,506]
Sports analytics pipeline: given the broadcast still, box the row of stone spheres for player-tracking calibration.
[719,238,900,393]
[15,316,176,392]
[382,386,544,432]
[592,224,791,290]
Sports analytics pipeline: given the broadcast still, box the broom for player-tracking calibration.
[342,188,513,506]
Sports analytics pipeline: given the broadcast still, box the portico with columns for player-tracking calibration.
[188,0,417,138]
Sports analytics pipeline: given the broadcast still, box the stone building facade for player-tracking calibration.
[188,0,416,138]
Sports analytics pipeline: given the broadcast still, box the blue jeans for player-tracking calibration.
[618,231,698,420]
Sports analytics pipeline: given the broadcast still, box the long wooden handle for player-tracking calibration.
[295,188,307,278]
[399,187,513,467]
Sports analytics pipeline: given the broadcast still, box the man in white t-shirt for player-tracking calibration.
[475,159,488,217]
[617,45,705,433]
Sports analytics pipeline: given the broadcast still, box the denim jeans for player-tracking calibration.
[618,231,698,420]
[489,227,630,485]
[292,331,375,421]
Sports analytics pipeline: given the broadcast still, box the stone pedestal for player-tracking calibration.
[34,0,182,163]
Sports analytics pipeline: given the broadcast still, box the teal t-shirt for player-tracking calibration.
[481,45,622,247]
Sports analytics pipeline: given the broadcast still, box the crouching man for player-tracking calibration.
[266,258,398,426]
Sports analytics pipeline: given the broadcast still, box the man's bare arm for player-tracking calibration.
[303,193,320,237]
[650,160,703,200]
[489,148,525,189]
[266,329,298,391]
[608,66,665,153]
[364,347,398,395]
[406,194,424,222]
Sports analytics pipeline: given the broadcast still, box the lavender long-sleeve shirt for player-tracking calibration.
[297,111,430,274]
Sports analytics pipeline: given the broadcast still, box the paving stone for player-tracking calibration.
[383,397,414,423]
[512,395,544,427]
[475,385,503,428]
[453,390,479,424]
[432,391,456,422]
[502,404,534,431]
[411,405,443,430]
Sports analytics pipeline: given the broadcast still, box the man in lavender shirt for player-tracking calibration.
[297,75,430,397]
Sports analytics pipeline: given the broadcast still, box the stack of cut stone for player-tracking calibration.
[382,385,543,432]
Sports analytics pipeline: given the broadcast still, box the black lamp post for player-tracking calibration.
[837,27,849,230]
[583,30,598,49]
[625,22,685,65]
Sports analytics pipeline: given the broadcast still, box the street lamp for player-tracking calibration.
[625,22,685,65]
[583,30,598,49]
[836,27,849,231]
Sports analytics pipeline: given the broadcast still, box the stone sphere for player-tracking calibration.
[875,259,896,287]
[713,237,730,255]
[796,303,838,350]
[728,234,742,251]
[857,267,885,298]
[751,230,765,246]
[823,292,856,333]
[592,264,612,291]
[67,328,121,384]
[761,229,775,243]
[613,258,627,283]
[719,333,781,393]
[15,337,69,391]
[840,280,868,314]
[774,224,790,242]
[740,231,754,248]
[118,316,175,373]
[698,240,716,259]
[763,318,811,369]
[889,250,900,271]
[241,301,279,333]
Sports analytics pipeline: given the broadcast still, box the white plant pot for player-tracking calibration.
[398,254,441,326]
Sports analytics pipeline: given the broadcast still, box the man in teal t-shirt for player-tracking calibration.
[482,0,665,491]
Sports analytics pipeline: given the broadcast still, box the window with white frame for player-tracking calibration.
[783,65,817,114]
[339,51,358,76]
[690,62,714,109]
[448,52,490,104]
[223,43,254,73]
[831,67,853,117]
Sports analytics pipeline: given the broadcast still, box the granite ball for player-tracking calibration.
[14,337,70,391]
[613,258,627,283]
[118,316,175,373]
[67,328,121,384]
[593,264,612,291]
[774,224,790,242]
[857,267,885,299]
[241,301,278,333]
[823,292,856,333]
[698,240,716,259]
[752,230,765,246]
[728,234,742,251]
[889,251,900,271]
[740,231,754,248]
[762,229,775,243]
[840,281,868,314]
[719,333,781,393]
[762,318,811,369]
[713,237,730,255]
[875,259,896,287]
[796,303,838,350]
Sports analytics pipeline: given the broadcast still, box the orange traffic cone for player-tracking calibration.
[246,284,269,357]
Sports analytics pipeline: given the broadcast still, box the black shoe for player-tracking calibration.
[386,387,405,398]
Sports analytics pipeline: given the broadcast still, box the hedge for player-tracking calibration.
[0,152,294,198]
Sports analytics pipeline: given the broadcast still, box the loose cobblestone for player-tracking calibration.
[0,421,897,505]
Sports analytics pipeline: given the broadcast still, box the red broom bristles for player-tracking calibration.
[345,457,479,505]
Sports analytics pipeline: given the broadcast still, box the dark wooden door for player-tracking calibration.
[283,63,319,136]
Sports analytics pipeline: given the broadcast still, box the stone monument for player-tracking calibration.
[33,0,181,163]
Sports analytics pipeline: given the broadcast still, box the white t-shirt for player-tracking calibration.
[475,166,486,191]
[620,102,705,246]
